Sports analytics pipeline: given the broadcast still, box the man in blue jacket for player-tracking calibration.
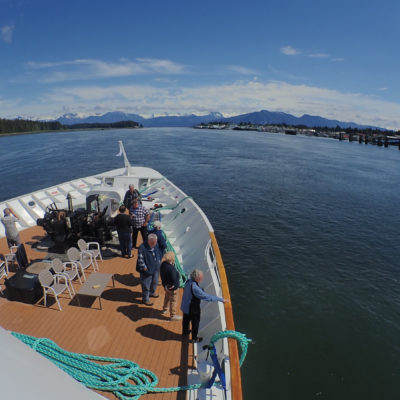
[136,233,163,305]
[181,269,228,343]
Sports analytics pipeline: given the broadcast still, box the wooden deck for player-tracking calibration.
[0,226,193,400]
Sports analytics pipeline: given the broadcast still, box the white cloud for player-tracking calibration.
[228,65,257,75]
[3,76,400,129]
[1,24,14,43]
[280,46,301,56]
[0,95,21,110]
[377,87,388,91]
[135,58,185,74]
[309,53,329,58]
[26,58,187,83]
[153,77,177,83]
[3,80,397,129]
[280,47,343,62]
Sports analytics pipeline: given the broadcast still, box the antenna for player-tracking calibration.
[117,141,132,174]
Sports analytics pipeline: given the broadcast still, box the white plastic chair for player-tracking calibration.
[4,245,18,272]
[51,258,82,295]
[0,261,7,294]
[38,269,72,311]
[78,239,102,270]
[67,247,93,281]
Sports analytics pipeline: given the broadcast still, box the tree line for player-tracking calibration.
[66,120,142,130]
[0,118,142,135]
[0,118,63,134]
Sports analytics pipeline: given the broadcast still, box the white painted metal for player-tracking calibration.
[0,327,105,399]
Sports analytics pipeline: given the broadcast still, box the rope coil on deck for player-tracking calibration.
[11,330,251,400]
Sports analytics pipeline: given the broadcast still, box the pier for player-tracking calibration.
[351,134,400,149]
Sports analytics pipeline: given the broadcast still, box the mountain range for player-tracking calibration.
[56,110,382,130]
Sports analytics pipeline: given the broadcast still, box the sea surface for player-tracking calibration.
[1,127,400,399]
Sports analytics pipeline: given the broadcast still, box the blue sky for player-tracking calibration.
[1,0,400,128]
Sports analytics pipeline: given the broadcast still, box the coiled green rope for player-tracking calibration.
[11,330,251,400]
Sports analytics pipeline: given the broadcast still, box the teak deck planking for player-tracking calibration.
[0,226,193,400]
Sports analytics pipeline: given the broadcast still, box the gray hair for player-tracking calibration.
[153,220,162,229]
[129,184,135,188]
[148,233,158,241]
[190,269,203,281]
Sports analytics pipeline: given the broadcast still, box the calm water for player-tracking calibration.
[1,127,400,399]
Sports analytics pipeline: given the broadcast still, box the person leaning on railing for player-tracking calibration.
[181,269,229,343]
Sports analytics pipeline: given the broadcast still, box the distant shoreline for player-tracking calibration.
[0,118,142,137]
[0,126,142,138]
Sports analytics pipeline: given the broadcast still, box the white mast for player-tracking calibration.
[117,141,133,175]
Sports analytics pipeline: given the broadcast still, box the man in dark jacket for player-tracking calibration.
[136,233,163,305]
[113,205,133,257]
[160,251,181,320]
[123,184,141,208]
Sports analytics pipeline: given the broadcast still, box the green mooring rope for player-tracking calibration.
[145,212,187,287]
[146,195,193,287]
[152,196,193,213]
[163,231,187,288]
[11,330,251,400]
[138,177,166,194]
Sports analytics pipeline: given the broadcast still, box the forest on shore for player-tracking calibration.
[0,118,142,135]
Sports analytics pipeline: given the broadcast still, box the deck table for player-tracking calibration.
[77,272,114,310]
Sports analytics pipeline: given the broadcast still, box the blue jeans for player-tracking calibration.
[140,270,159,302]
[118,231,132,256]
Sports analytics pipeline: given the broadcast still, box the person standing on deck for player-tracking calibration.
[181,269,228,343]
[1,208,21,248]
[130,199,150,249]
[148,220,167,253]
[124,184,141,208]
[160,251,182,320]
[136,233,163,305]
[113,205,133,258]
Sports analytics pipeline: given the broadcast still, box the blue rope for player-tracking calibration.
[141,190,158,198]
